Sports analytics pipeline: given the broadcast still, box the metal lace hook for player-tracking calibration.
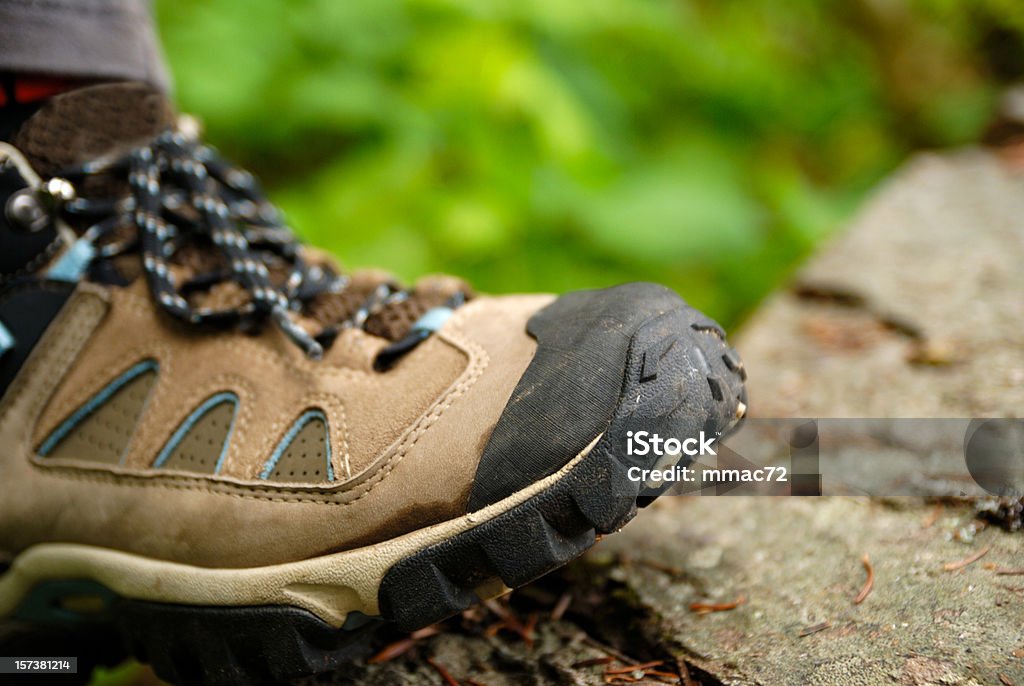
[0,142,78,244]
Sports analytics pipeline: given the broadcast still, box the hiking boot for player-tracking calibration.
[0,82,747,685]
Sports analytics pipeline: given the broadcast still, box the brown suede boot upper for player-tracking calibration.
[0,84,551,567]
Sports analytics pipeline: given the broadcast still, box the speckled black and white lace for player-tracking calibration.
[56,126,434,360]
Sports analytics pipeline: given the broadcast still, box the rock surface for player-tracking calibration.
[278,149,1024,686]
[739,148,1024,419]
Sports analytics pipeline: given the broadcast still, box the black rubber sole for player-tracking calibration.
[379,302,746,631]
[1,584,384,685]
[114,601,382,684]
[1,300,745,685]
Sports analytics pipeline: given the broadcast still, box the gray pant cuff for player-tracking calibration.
[0,0,170,93]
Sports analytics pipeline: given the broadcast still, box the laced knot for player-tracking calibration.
[51,124,459,362]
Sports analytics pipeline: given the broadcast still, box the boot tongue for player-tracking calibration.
[11,82,175,176]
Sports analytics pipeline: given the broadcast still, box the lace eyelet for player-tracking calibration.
[5,189,49,233]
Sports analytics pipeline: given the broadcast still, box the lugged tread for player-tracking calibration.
[641,333,680,381]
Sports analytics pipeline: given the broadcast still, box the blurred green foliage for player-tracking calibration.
[152,0,1024,329]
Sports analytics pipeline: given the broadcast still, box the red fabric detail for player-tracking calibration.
[14,77,80,103]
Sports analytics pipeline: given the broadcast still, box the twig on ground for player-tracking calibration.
[581,635,639,665]
[571,656,615,669]
[483,599,509,620]
[943,545,991,571]
[676,657,698,686]
[993,567,1024,576]
[605,660,664,675]
[521,612,538,648]
[411,625,443,640]
[854,554,875,604]
[551,592,572,621]
[689,595,746,614]
[368,637,416,664]
[602,660,680,684]
[799,621,832,637]
[368,622,445,663]
[427,657,462,686]
[921,503,943,528]
[481,600,535,646]
[647,669,683,680]
[638,558,685,577]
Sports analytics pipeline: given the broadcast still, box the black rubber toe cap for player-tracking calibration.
[383,284,746,630]
[467,282,694,512]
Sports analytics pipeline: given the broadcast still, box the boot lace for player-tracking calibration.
[20,124,465,362]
